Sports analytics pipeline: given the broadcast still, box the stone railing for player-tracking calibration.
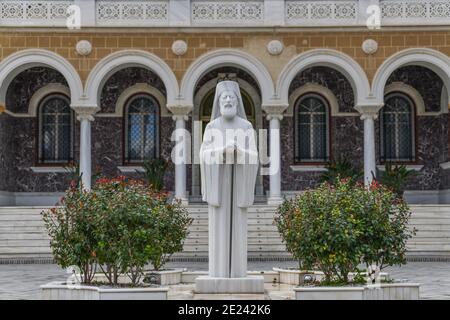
[0,0,449,28]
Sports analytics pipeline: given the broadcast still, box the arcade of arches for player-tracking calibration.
[1,31,450,206]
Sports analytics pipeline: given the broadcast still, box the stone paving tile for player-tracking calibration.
[0,261,448,300]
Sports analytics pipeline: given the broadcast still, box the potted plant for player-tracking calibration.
[275,179,419,300]
[378,163,418,199]
[141,158,168,191]
[320,156,363,186]
[40,177,192,300]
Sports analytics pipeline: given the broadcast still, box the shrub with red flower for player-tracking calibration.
[275,178,415,285]
[41,176,192,286]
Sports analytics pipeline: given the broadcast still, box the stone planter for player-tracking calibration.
[41,282,168,300]
[144,268,185,285]
[275,267,390,285]
[295,283,420,300]
[364,283,420,300]
[295,286,366,300]
[273,267,317,285]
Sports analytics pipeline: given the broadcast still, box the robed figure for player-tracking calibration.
[200,81,259,278]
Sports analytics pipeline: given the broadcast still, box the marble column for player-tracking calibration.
[263,105,288,205]
[73,106,98,191]
[168,105,192,204]
[356,105,382,186]
[172,114,189,204]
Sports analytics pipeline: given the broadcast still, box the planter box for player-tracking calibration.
[273,268,316,285]
[295,286,366,300]
[144,268,185,285]
[275,267,390,285]
[41,282,168,300]
[364,283,420,300]
[295,283,420,300]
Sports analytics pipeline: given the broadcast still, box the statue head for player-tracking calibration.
[210,80,247,121]
[219,90,238,120]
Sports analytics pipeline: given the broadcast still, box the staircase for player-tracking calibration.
[0,207,52,262]
[406,205,450,259]
[1,205,450,262]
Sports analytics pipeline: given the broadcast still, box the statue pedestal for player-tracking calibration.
[195,276,264,294]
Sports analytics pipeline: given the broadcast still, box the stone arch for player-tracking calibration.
[0,49,83,107]
[384,82,427,116]
[287,83,358,117]
[28,83,71,117]
[190,76,264,197]
[180,49,275,107]
[276,49,372,107]
[111,83,169,117]
[373,48,450,106]
[85,50,179,107]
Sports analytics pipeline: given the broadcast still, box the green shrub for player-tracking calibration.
[275,179,415,285]
[41,183,98,284]
[42,177,192,286]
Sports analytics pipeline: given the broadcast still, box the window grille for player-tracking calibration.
[295,94,329,163]
[124,94,159,163]
[381,93,415,162]
[38,94,73,164]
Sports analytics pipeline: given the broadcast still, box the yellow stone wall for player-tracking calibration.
[0,30,449,84]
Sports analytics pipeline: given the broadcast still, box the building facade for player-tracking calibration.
[1,0,450,206]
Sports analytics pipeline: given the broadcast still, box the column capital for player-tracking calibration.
[263,104,288,121]
[167,104,193,117]
[72,105,100,121]
[355,104,383,120]
[266,114,284,121]
[172,114,189,122]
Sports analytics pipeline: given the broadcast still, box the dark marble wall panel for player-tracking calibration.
[6,67,68,113]
[8,117,79,192]
[0,114,14,190]
[386,66,443,113]
[100,67,166,114]
[93,66,175,191]
[288,67,355,113]
[3,68,77,193]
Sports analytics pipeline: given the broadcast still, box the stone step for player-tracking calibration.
[0,239,51,247]
[0,233,49,240]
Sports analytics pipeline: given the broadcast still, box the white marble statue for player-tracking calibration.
[199,80,259,279]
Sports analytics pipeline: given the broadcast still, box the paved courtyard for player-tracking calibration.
[0,261,449,300]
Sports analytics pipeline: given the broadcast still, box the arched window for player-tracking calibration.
[124,94,159,163]
[38,94,73,164]
[381,93,415,162]
[294,94,330,163]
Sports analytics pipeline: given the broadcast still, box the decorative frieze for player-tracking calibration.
[191,0,264,25]
[0,0,73,25]
[96,0,169,26]
[381,0,450,24]
[1,0,450,27]
[285,0,358,25]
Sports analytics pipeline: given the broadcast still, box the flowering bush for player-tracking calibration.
[275,179,415,285]
[42,177,192,286]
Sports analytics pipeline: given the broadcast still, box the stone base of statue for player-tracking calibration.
[195,276,265,294]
